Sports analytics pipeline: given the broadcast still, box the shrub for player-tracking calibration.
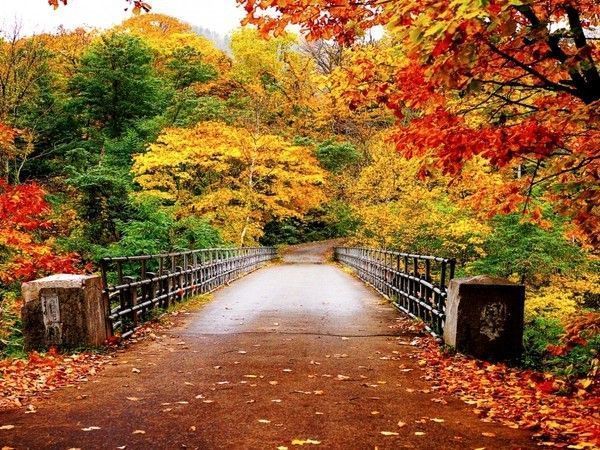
[522,314,600,380]
[316,140,362,173]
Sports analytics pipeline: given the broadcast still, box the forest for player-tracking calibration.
[0,3,598,385]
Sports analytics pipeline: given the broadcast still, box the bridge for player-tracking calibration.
[8,242,530,449]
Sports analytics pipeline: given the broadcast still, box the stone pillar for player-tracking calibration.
[443,275,525,361]
[21,274,110,351]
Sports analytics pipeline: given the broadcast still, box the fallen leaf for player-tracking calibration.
[291,439,321,445]
[81,426,101,431]
[481,432,496,438]
[0,425,16,430]
[415,432,426,436]
[380,431,399,436]
[258,419,271,424]
[132,430,146,434]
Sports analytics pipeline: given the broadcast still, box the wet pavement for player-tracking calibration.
[0,241,534,449]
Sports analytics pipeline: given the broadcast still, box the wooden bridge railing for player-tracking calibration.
[100,247,277,338]
[334,247,456,336]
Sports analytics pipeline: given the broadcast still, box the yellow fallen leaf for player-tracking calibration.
[131,368,140,373]
[430,418,445,423]
[397,421,406,428]
[380,431,399,436]
[81,426,101,431]
[291,439,321,445]
[0,425,15,430]
[415,432,426,436]
[126,397,141,401]
[132,430,146,434]
[481,432,496,437]
[258,419,271,424]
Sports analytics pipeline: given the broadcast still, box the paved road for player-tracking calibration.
[1,241,533,449]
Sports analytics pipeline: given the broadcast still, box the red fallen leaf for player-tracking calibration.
[105,335,122,346]
[537,380,556,394]
[546,344,568,356]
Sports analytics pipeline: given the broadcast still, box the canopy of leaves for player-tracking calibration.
[133,121,327,245]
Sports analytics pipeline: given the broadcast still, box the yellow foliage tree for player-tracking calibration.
[347,133,489,261]
[116,14,228,73]
[133,122,327,245]
[230,28,319,136]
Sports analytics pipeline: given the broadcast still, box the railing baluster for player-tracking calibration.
[333,246,454,338]
[101,247,276,339]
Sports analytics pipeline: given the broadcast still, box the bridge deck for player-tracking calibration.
[1,242,533,449]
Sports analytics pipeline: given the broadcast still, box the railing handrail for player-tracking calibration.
[334,246,456,264]
[100,246,272,263]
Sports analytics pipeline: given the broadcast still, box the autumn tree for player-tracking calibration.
[347,133,489,262]
[229,28,322,136]
[239,0,600,247]
[0,180,79,285]
[116,14,228,72]
[0,26,55,182]
[133,121,326,245]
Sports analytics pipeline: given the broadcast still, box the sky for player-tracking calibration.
[0,0,246,36]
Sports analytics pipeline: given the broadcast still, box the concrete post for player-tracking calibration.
[443,275,525,361]
[21,274,110,351]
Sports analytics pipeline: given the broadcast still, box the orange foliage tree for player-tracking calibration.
[0,179,80,284]
[238,0,600,247]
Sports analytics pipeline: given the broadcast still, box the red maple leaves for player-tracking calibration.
[0,180,80,284]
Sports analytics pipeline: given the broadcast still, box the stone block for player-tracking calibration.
[21,274,109,351]
[443,275,525,361]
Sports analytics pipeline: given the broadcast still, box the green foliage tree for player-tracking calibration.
[67,166,133,246]
[69,33,165,137]
[103,200,223,257]
[316,140,361,173]
[469,213,584,285]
